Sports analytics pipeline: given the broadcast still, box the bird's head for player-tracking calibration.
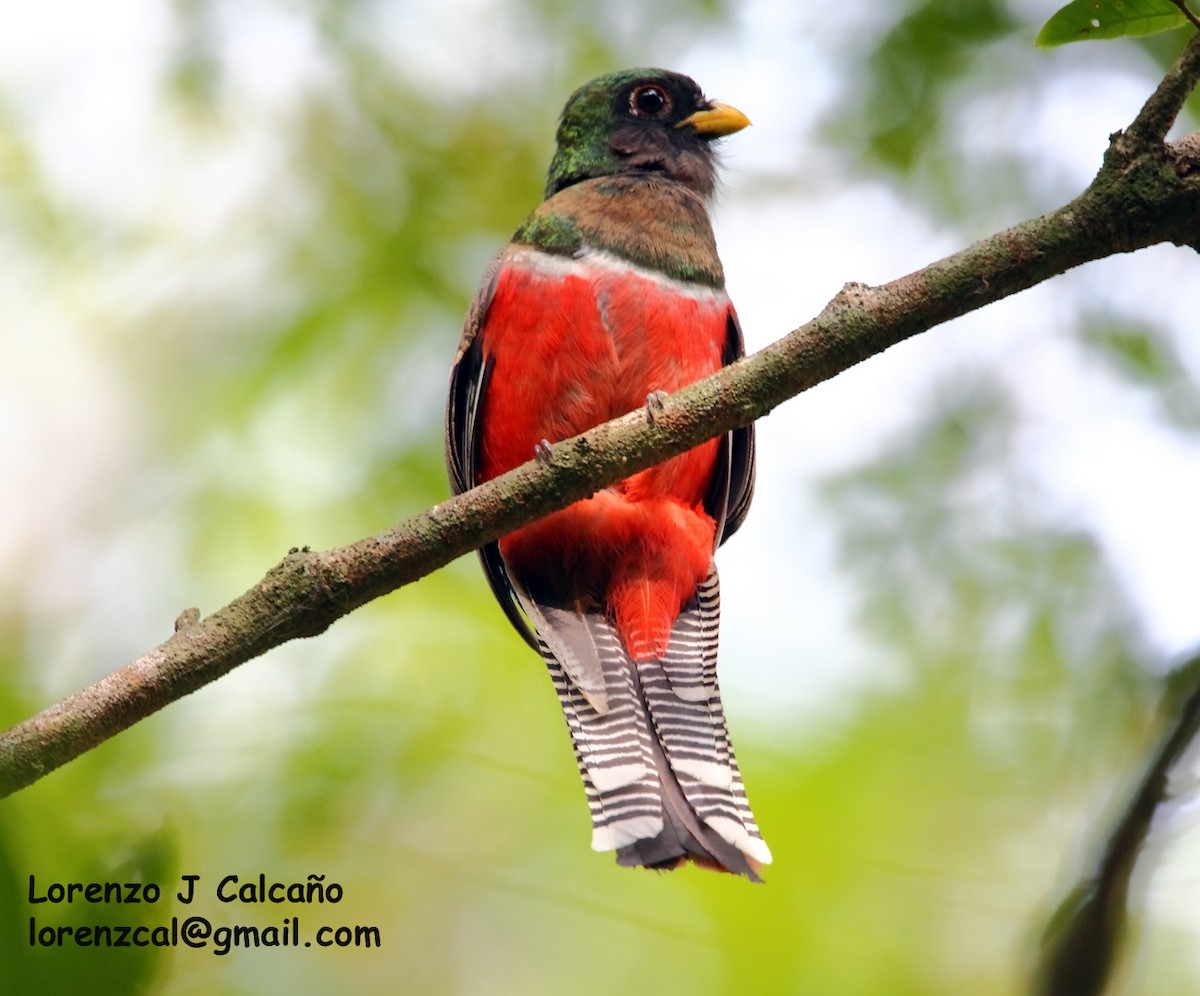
[544,68,750,200]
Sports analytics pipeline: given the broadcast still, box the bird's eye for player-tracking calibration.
[630,85,670,118]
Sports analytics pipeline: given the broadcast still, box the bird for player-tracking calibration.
[446,68,770,880]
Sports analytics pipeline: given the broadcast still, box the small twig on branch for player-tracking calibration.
[1168,0,1200,34]
[1119,30,1200,151]
[2,41,1200,800]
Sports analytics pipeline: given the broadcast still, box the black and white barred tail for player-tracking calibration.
[528,566,770,880]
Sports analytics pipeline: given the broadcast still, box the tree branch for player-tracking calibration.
[1120,28,1200,150]
[2,38,1200,799]
[1031,651,1200,996]
[1168,0,1200,36]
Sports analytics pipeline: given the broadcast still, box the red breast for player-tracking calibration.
[476,247,734,659]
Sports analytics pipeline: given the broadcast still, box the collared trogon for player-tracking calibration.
[446,68,770,880]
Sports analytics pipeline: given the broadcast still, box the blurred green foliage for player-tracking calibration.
[832,0,1016,173]
[2,1,1200,994]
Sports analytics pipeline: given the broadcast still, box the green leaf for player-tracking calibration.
[1036,0,1190,46]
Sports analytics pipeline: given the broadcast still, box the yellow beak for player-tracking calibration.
[676,101,751,137]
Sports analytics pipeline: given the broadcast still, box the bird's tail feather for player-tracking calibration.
[537,566,770,880]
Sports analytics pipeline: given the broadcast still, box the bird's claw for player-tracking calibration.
[646,390,669,423]
[534,439,554,463]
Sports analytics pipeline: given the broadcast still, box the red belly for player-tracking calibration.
[477,256,730,659]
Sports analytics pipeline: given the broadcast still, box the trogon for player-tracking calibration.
[446,68,770,879]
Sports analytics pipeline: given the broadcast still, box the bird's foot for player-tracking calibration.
[645,390,669,423]
[534,439,554,463]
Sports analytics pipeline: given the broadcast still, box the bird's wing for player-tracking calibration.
[709,306,756,545]
[445,249,539,650]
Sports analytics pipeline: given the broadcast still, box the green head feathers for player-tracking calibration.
[543,68,750,200]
